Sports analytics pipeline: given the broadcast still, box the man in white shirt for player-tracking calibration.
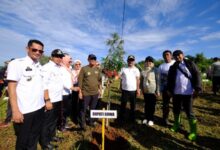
[58,53,76,131]
[119,55,140,122]
[7,39,45,150]
[158,50,175,126]
[40,49,65,149]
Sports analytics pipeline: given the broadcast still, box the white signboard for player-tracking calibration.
[90,110,117,119]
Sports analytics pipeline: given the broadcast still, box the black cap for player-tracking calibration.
[173,50,183,57]
[127,55,135,61]
[51,49,64,58]
[145,56,154,62]
[88,54,97,60]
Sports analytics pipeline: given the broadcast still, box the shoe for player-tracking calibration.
[0,122,10,128]
[88,121,97,127]
[51,136,63,142]
[188,119,197,141]
[59,127,67,132]
[142,119,147,125]
[65,125,71,129]
[42,143,56,150]
[148,120,154,126]
[162,119,169,126]
[170,114,180,132]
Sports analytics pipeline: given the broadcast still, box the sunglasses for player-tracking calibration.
[30,48,44,54]
[75,63,81,66]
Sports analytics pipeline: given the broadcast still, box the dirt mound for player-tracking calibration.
[91,126,131,150]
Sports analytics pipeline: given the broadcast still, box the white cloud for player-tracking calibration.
[124,28,181,50]
[137,0,189,27]
[201,32,220,41]
[198,2,220,16]
[217,20,220,24]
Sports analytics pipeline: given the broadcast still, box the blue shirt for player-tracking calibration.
[174,61,193,95]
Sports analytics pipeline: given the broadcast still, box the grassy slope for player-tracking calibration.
[0,80,220,150]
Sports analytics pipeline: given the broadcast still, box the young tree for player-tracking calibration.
[102,33,125,74]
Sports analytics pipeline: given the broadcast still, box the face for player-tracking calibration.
[27,43,44,61]
[52,56,63,65]
[62,55,72,67]
[127,59,135,67]
[174,53,184,62]
[145,61,153,67]
[88,59,97,66]
[74,61,81,70]
[163,52,172,63]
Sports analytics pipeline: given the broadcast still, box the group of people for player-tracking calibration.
[2,39,102,150]
[1,38,213,149]
[119,50,201,142]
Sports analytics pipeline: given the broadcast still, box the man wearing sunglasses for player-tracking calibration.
[7,39,45,150]
[167,50,202,141]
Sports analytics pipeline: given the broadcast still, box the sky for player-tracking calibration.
[0,0,220,66]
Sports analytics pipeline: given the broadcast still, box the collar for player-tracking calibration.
[25,56,40,66]
[49,60,61,67]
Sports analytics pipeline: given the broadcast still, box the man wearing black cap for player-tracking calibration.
[119,55,140,122]
[167,50,201,141]
[40,49,65,149]
[78,54,102,130]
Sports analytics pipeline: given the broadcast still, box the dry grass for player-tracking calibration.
[0,80,220,150]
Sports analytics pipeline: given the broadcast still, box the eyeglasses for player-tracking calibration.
[75,63,81,66]
[30,48,44,54]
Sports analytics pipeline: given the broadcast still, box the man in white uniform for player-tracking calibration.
[7,39,45,150]
[40,49,65,149]
[119,55,140,122]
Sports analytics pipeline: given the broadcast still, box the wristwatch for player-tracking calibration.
[44,98,50,102]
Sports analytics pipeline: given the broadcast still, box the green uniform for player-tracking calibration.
[78,65,101,96]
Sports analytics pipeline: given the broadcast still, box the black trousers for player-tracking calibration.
[144,93,156,121]
[212,76,220,93]
[120,90,136,120]
[72,91,80,124]
[57,94,72,129]
[40,101,61,147]
[172,94,195,120]
[79,94,98,128]
[14,107,44,150]
[162,90,172,120]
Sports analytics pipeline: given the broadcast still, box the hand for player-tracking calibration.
[193,90,199,98]
[12,110,24,123]
[155,92,160,97]
[45,101,53,110]
[71,87,80,91]
[79,92,83,100]
[137,89,141,97]
[98,89,102,97]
